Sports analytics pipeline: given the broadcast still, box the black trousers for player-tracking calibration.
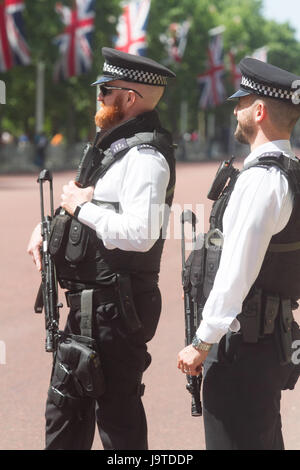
[203,331,293,450]
[45,287,161,450]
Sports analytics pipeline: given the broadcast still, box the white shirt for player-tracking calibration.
[196,140,295,344]
[78,145,170,252]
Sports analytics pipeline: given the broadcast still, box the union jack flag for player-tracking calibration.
[228,50,242,90]
[0,0,31,72]
[160,20,191,64]
[54,0,95,81]
[197,32,225,109]
[114,0,151,56]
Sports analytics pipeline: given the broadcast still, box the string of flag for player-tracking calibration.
[0,0,269,110]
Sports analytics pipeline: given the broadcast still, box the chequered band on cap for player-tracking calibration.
[103,61,168,86]
[241,75,295,101]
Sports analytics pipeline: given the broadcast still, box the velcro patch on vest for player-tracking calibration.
[110,138,129,156]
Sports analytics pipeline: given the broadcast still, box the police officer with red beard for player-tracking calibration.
[27,47,176,450]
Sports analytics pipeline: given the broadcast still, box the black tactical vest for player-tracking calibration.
[209,152,300,300]
[52,110,176,291]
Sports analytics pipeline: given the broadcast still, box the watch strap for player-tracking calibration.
[192,335,212,352]
[74,201,88,219]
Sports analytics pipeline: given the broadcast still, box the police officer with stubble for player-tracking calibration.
[178,58,300,450]
[28,47,176,450]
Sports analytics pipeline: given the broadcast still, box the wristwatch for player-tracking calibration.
[192,335,213,352]
[74,201,88,219]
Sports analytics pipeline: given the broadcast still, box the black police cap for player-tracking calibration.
[228,57,300,104]
[91,47,176,87]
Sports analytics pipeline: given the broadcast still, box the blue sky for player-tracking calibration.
[263,0,300,41]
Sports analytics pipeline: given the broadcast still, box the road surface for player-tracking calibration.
[0,161,299,450]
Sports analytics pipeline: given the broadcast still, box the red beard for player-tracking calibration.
[94,97,125,130]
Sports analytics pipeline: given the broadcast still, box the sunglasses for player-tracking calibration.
[99,85,143,99]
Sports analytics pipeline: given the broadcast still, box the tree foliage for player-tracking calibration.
[1,0,300,143]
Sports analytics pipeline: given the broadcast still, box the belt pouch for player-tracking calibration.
[203,245,222,299]
[49,212,72,261]
[263,294,279,335]
[239,288,262,343]
[65,218,89,263]
[275,299,293,365]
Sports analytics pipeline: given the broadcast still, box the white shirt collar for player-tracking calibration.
[244,140,294,167]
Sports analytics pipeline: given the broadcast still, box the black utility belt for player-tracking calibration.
[66,287,117,310]
[238,288,295,365]
[65,273,143,335]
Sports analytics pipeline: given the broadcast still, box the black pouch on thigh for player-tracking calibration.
[49,289,106,408]
[59,333,105,397]
[49,332,106,408]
